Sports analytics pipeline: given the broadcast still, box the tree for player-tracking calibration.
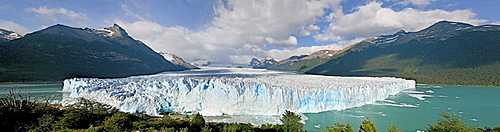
[426,111,472,132]
[103,112,134,132]
[359,118,377,132]
[323,122,354,132]
[190,113,206,127]
[387,125,403,132]
[280,110,304,132]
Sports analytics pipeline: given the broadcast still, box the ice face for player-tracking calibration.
[62,67,415,116]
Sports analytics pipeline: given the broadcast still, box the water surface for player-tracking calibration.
[303,85,500,131]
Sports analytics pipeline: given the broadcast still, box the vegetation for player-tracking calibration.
[1,90,499,132]
[280,110,304,132]
[322,122,354,132]
[359,118,377,132]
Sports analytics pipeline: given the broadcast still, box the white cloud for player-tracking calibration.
[398,0,436,6]
[117,0,341,64]
[265,36,298,47]
[117,0,488,65]
[25,6,88,22]
[299,25,321,36]
[0,20,30,35]
[316,1,487,41]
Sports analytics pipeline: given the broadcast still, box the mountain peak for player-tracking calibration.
[424,20,473,31]
[0,28,22,42]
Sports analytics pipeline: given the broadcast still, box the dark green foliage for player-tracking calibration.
[359,118,377,132]
[190,113,206,127]
[323,122,354,132]
[280,110,304,132]
[0,89,60,131]
[426,111,473,132]
[387,125,403,132]
[0,24,188,82]
[53,98,119,130]
[103,112,136,131]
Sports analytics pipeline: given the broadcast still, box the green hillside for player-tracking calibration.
[268,57,332,72]
[307,28,500,86]
[0,24,188,82]
[270,21,500,86]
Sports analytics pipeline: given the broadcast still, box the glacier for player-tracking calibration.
[62,67,415,116]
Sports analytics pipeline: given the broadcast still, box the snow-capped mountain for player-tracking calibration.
[249,57,277,69]
[85,24,128,38]
[0,29,22,42]
[190,59,212,66]
[159,52,198,69]
[364,21,500,46]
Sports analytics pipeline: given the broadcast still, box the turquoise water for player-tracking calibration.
[303,85,500,131]
[0,84,64,101]
[1,84,498,131]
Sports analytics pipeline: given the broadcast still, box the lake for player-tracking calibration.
[1,83,498,131]
[303,85,500,131]
[0,84,64,102]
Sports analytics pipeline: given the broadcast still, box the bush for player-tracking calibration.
[359,118,377,132]
[323,122,354,132]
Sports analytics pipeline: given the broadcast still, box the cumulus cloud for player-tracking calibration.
[0,20,30,35]
[265,36,298,47]
[299,25,321,36]
[25,6,88,22]
[315,1,487,41]
[117,0,487,65]
[118,0,341,64]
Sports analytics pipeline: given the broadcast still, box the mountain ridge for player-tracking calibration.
[269,21,500,86]
[0,24,191,82]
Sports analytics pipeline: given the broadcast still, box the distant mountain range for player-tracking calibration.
[159,52,198,69]
[269,21,500,86]
[249,57,277,69]
[0,24,194,82]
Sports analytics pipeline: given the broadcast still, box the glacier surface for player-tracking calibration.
[62,67,415,116]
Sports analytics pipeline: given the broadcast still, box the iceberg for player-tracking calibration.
[62,67,415,116]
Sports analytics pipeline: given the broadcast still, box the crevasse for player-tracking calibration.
[62,67,415,116]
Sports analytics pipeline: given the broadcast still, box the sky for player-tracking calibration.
[1,0,499,64]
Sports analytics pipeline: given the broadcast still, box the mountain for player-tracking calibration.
[159,52,198,69]
[0,29,22,42]
[190,59,212,66]
[0,24,190,82]
[268,50,340,72]
[273,21,500,86]
[249,57,277,69]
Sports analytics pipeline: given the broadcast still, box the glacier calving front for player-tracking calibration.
[62,67,415,116]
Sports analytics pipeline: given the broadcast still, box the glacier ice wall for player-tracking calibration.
[62,67,415,116]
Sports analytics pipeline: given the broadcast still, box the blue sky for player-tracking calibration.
[0,0,498,64]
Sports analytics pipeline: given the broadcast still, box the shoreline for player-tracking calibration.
[0,81,62,88]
